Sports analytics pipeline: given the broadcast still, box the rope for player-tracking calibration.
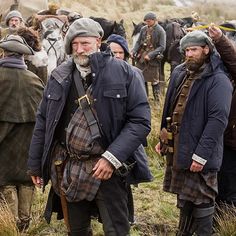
[187,24,236,32]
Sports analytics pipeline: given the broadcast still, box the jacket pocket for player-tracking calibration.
[103,85,127,99]
[103,85,127,120]
[46,92,62,121]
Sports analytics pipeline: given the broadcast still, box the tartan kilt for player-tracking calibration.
[163,166,218,207]
[135,60,160,83]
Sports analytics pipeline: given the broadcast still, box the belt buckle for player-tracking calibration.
[171,124,178,134]
[77,94,90,109]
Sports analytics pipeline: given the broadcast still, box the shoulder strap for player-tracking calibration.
[73,69,101,140]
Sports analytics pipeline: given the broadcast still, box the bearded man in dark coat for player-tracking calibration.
[0,34,44,231]
[158,30,232,235]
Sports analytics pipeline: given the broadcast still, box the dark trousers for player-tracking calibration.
[64,173,130,236]
[67,190,117,236]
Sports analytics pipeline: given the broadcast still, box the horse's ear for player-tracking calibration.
[132,21,137,27]
[120,19,124,25]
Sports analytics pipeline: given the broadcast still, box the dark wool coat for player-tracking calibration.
[0,67,44,185]
[161,51,232,171]
[28,51,152,185]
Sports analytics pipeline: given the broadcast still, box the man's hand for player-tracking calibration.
[92,158,114,180]
[144,54,150,61]
[208,23,223,42]
[155,142,161,154]
[190,160,204,172]
[31,176,43,188]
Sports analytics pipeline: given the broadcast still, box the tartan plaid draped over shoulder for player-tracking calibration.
[51,85,104,202]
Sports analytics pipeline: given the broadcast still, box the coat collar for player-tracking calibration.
[51,50,112,84]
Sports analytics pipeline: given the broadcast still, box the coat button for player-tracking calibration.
[92,73,96,77]
[116,94,121,98]
[48,94,51,98]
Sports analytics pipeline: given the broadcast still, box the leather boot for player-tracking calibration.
[192,206,215,236]
[176,201,194,236]
[152,84,160,101]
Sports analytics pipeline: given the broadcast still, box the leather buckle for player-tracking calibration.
[77,94,90,109]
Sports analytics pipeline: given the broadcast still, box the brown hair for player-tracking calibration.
[17,27,42,52]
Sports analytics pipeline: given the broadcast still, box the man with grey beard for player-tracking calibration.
[27,18,152,236]
[0,10,24,38]
[158,30,232,235]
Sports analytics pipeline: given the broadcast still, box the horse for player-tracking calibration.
[40,17,67,76]
[28,14,68,76]
[131,21,145,49]
[90,16,126,40]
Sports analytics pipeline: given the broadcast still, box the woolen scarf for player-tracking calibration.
[0,55,27,69]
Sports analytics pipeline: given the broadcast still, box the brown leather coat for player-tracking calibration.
[215,35,236,149]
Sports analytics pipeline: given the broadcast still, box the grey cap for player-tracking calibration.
[5,10,23,26]
[0,35,34,55]
[180,30,214,52]
[144,12,157,21]
[64,18,104,55]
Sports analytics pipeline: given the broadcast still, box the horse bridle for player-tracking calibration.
[44,32,63,65]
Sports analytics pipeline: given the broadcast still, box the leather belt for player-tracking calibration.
[58,141,101,161]
[67,152,101,161]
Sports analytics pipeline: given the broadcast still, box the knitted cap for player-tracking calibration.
[5,10,23,26]
[107,34,129,57]
[64,18,104,55]
[143,12,157,21]
[180,30,214,52]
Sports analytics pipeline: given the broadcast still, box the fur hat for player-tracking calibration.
[5,10,23,26]
[0,35,34,55]
[143,12,157,21]
[64,18,104,55]
[107,34,129,58]
[180,30,214,52]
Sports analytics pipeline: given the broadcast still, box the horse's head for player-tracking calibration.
[113,19,126,39]
[131,21,145,49]
[40,17,66,76]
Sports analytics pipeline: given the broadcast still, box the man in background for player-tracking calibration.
[131,12,166,101]
[0,10,24,38]
[0,34,44,231]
